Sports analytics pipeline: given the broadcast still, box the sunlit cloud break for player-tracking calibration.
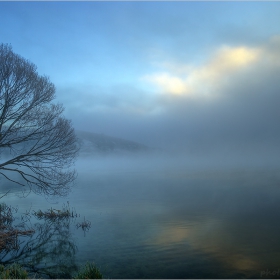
[142,72,189,96]
[142,45,261,97]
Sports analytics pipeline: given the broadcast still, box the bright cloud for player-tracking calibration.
[142,72,190,95]
[142,45,261,97]
[209,46,260,71]
[193,46,260,81]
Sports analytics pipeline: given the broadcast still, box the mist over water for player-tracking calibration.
[2,147,280,278]
[70,151,280,278]
[1,2,280,278]
[75,140,280,176]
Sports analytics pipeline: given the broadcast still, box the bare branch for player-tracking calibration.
[0,44,79,196]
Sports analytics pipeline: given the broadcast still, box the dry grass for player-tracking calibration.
[33,202,77,221]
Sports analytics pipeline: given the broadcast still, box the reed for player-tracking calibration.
[0,263,28,279]
[73,262,103,279]
[33,202,77,221]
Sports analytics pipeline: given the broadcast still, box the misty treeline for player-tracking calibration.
[0,43,79,196]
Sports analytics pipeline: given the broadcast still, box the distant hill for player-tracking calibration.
[75,130,152,156]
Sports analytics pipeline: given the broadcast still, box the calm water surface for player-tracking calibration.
[2,156,280,278]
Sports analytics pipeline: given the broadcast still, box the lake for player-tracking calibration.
[1,155,280,278]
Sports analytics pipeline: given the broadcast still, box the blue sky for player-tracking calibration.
[1,1,280,156]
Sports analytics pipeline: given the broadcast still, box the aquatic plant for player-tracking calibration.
[0,263,28,279]
[76,217,91,232]
[73,262,103,279]
[33,202,77,221]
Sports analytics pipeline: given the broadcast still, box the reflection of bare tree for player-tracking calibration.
[0,203,34,254]
[0,204,80,278]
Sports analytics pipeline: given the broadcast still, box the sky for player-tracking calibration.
[1,1,280,161]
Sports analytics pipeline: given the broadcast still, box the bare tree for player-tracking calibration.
[0,44,79,196]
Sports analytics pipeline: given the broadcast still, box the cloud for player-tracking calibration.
[142,45,261,98]
[142,72,190,95]
[57,83,160,115]
[134,37,280,152]
[57,36,280,163]
[188,46,260,92]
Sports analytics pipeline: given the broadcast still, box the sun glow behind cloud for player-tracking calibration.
[142,45,261,98]
[142,72,189,96]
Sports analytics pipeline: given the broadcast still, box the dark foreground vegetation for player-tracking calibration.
[0,262,103,279]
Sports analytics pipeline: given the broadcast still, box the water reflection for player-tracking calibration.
[2,155,280,279]
[140,169,280,278]
[70,161,280,279]
[0,203,80,278]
